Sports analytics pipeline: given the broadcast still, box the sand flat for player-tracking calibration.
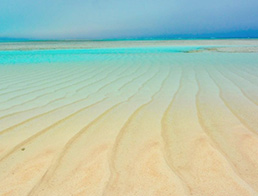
[0,40,258,196]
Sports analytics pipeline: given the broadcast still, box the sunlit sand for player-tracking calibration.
[0,40,258,196]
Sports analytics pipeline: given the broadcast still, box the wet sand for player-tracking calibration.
[0,40,258,196]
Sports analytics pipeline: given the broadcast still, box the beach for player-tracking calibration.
[0,40,258,196]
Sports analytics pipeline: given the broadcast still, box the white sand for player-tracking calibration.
[0,41,258,196]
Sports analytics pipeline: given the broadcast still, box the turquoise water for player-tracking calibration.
[0,46,200,64]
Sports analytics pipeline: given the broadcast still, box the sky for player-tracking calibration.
[0,0,258,40]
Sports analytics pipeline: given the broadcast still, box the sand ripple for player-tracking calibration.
[0,43,258,196]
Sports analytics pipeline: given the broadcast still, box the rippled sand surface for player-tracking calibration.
[0,40,258,196]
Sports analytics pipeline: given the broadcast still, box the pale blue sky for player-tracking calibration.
[0,0,257,39]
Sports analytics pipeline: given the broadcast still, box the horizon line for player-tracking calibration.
[1,37,258,43]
